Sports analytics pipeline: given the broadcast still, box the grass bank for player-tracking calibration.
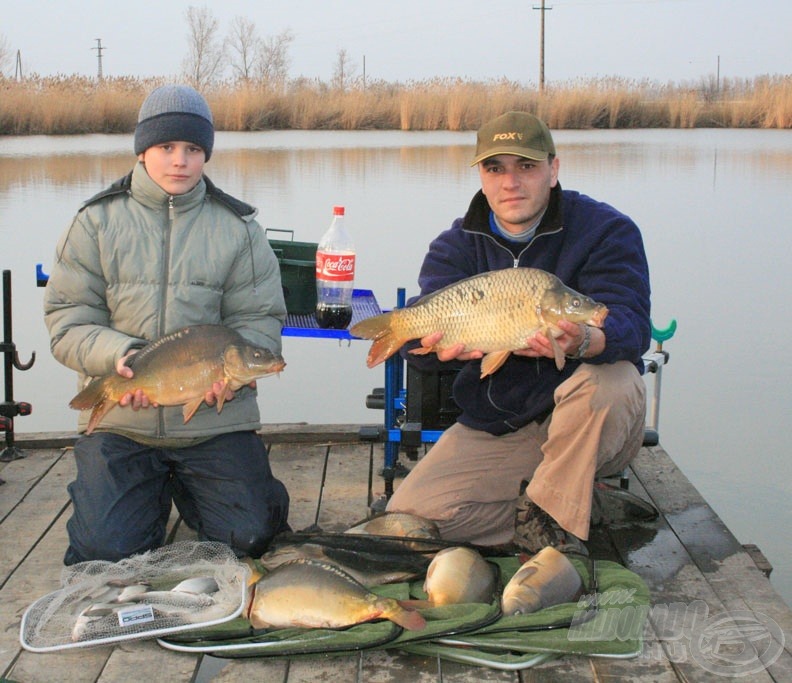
[1,74,790,135]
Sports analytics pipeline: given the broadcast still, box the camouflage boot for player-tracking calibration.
[513,493,588,556]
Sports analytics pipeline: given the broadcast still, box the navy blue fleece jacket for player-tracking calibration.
[401,183,651,435]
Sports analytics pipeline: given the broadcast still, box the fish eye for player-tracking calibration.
[570,296,581,309]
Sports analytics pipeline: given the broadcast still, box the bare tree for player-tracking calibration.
[226,16,259,83]
[257,29,294,92]
[331,48,357,91]
[182,6,225,89]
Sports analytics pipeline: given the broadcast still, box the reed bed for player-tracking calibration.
[1,74,790,136]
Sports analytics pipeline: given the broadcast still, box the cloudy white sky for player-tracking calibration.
[4,0,791,85]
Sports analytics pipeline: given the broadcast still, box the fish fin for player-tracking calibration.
[215,380,230,413]
[70,377,122,434]
[391,603,427,631]
[399,598,434,609]
[85,398,117,435]
[349,312,393,340]
[366,333,407,368]
[480,350,511,378]
[350,313,404,368]
[182,398,204,424]
[69,377,111,410]
[549,334,566,371]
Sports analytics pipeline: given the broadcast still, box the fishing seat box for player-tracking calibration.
[266,230,317,315]
[405,365,461,431]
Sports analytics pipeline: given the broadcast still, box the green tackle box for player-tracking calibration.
[266,229,318,315]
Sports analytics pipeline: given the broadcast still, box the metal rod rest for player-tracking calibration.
[1,270,35,465]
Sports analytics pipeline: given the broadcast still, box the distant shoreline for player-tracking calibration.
[1,74,790,135]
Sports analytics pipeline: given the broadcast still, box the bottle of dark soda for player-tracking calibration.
[315,205,355,329]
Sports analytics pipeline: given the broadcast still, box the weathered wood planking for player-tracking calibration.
[2,433,791,682]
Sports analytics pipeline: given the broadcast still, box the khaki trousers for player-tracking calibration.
[386,360,646,544]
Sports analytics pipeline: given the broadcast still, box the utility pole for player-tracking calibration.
[92,38,106,80]
[14,50,22,80]
[533,1,552,93]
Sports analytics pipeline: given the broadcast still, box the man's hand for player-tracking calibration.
[514,320,603,360]
[116,350,159,410]
[412,331,484,362]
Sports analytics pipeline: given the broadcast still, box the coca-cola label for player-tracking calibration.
[316,251,355,281]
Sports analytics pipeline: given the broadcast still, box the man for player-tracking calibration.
[386,111,650,555]
[44,84,290,564]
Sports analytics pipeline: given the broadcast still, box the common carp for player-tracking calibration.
[69,324,285,434]
[423,547,497,606]
[350,267,608,377]
[258,532,432,586]
[501,546,583,616]
[247,559,426,630]
[345,512,442,550]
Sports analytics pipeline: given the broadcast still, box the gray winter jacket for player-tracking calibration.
[43,161,287,439]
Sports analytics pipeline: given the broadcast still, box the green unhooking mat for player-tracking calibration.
[158,555,650,669]
[400,556,651,669]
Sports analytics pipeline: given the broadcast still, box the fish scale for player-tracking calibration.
[350,267,608,377]
[248,558,426,631]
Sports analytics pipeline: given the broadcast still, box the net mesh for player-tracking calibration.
[20,541,250,652]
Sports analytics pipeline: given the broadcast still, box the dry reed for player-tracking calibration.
[1,74,790,136]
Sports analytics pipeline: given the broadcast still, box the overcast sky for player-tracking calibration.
[5,0,791,85]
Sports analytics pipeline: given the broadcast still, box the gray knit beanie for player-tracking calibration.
[134,85,215,160]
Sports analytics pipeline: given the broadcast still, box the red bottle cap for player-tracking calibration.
[333,206,345,216]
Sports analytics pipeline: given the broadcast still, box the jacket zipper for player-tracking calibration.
[155,196,176,436]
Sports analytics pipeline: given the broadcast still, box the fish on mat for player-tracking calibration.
[501,546,584,616]
[69,324,286,434]
[71,576,222,641]
[247,558,426,631]
[344,512,442,549]
[259,531,433,586]
[350,267,608,377]
[423,547,497,606]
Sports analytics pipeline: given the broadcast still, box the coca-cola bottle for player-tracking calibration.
[315,205,356,329]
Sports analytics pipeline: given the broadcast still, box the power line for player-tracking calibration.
[533,2,553,93]
[92,38,106,80]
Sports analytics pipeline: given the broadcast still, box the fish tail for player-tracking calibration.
[70,377,119,434]
[85,398,118,435]
[69,376,111,410]
[349,312,404,368]
[390,602,427,631]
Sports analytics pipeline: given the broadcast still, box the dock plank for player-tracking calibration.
[0,451,76,677]
[0,447,64,521]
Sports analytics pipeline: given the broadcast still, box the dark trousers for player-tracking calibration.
[64,431,290,565]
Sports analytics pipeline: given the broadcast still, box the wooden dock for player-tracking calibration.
[1,426,791,682]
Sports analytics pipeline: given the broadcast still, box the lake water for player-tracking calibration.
[1,128,791,606]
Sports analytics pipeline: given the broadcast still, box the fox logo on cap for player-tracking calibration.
[471,112,556,166]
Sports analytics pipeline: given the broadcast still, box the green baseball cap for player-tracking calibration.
[471,111,556,166]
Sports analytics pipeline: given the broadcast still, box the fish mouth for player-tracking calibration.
[588,305,609,327]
